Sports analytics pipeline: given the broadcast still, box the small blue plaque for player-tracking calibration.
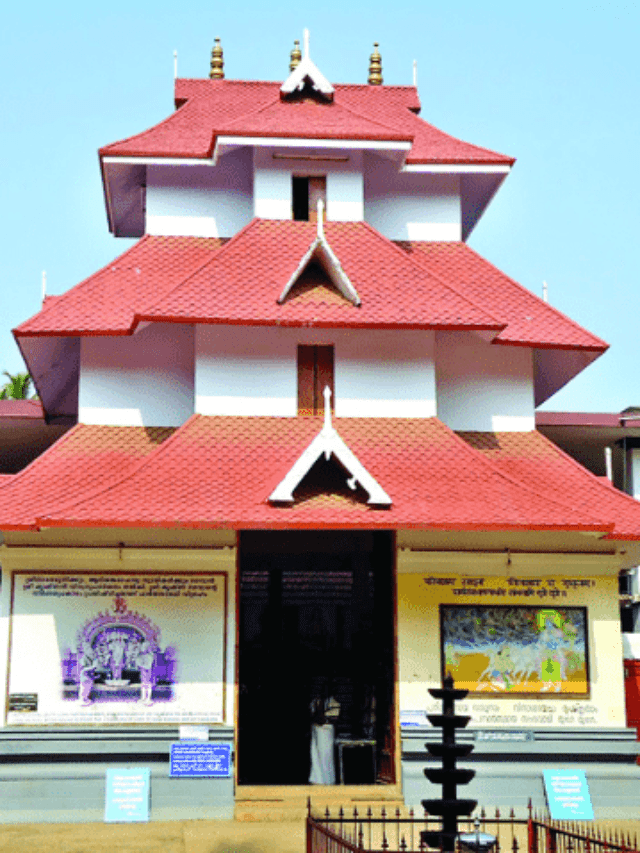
[543,769,594,820]
[104,768,150,823]
[170,742,231,777]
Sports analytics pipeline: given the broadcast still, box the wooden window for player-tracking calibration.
[292,176,326,222]
[297,345,334,415]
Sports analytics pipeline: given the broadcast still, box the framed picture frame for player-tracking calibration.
[440,604,589,696]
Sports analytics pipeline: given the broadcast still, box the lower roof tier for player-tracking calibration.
[0,416,638,539]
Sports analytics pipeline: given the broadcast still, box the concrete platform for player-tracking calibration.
[0,818,306,853]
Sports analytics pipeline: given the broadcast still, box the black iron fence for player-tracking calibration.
[306,801,640,853]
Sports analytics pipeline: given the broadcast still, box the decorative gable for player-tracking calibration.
[269,388,392,506]
[280,31,334,101]
[277,201,361,306]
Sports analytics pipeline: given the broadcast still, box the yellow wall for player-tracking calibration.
[397,550,625,728]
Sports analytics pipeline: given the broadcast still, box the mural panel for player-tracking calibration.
[440,605,589,695]
[7,572,227,725]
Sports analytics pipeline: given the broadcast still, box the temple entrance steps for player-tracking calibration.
[234,784,404,822]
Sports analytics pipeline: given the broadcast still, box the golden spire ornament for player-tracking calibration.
[290,39,302,72]
[368,42,383,85]
[209,37,224,79]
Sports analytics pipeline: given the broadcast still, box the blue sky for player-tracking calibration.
[1,1,638,411]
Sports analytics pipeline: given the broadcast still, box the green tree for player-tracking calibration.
[0,371,34,400]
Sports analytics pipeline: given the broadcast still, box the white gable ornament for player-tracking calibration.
[269,387,391,506]
[277,199,361,306]
[280,29,335,100]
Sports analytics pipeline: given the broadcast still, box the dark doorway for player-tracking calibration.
[238,530,395,785]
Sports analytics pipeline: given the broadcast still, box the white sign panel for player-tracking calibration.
[8,572,227,726]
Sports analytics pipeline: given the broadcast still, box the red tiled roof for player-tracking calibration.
[100,79,514,166]
[0,425,174,530]
[2,416,629,534]
[0,399,45,420]
[139,220,503,330]
[14,236,228,337]
[15,223,606,355]
[395,242,608,352]
[458,430,640,540]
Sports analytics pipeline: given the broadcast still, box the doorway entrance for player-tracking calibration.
[238,530,395,786]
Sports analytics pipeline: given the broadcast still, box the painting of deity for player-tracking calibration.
[440,605,589,695]
[61,596,178,705]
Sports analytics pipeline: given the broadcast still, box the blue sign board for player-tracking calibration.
[170,742,231,777]
[543,769,594,820]
[104,768,150,823]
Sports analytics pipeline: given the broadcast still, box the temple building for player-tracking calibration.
[1,36,639,823]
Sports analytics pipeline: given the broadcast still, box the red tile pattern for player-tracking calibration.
[15,225,607,353]
[396,241,607,351]
[100,79,514,165]
[11,416,625,534]
[15,236,227,336]
[0,425,174,529]
[458,430,640,540]
[140,220,502,330]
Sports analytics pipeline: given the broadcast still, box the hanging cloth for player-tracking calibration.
[309,696,340,784]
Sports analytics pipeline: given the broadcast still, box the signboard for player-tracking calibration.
[179,724,209,741]
[104,768,150,822]
[170,742,231,777]
[475,730,534,742]
[7,571,227,726]
[8,693,37,712]
[543,769,594,820]
[441,605,589,695]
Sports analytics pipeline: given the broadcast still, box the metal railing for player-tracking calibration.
[306,801,640,853]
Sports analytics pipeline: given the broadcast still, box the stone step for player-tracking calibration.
[235,785,405,822]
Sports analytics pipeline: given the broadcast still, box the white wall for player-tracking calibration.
[364,152,461,241]
[196,325,436,418]
[146,148,253,238]
[630,449,640,500]
[253,147,364,221]
[79,323,194,427]
[436,331,535,431]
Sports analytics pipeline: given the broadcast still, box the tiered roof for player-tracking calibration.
[100,79,514,166]
[1,416,639,537]
[15,222,606,351]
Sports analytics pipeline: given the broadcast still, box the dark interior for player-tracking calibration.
[238,530,395,785]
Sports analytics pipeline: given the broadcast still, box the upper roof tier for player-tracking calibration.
[100,78,515,166]
[15,221,604,349]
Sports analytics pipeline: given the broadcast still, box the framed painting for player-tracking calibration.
[440,605,589,695]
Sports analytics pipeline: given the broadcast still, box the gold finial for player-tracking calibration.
[290,39,302,72]
[209,37,224,79]
[368,42,383,85]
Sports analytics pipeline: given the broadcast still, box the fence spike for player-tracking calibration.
[481,806,487,820]
[400,836,407,851]
[382,827,389,851]
[358,822,364,850]
[528,798,533,820]
[353,806,359,820]
[510,807,515,820]
[367,806,372,819]
[512,837,519,853]
[339,806,344,820]
[496,807,501,820]
[325,805,330,820]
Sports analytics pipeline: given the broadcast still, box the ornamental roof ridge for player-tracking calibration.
[269,387,391,506]
[277,200,361,307]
